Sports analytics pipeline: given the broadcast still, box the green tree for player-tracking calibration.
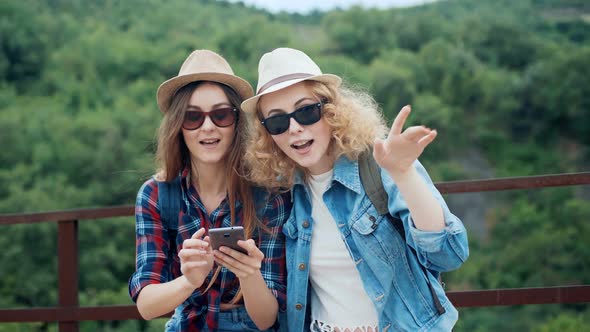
[323,7,396,63]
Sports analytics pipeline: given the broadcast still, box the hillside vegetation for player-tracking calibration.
[1,0,589,330]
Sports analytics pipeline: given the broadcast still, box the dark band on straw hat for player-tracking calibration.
[240,48,342,114]
[257,73,314,93]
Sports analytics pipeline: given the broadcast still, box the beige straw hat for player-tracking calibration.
[156,50,254,113]
[241,48,341,113]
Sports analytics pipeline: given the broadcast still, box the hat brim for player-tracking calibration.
[241,74,341,114]
[157,73,254,113]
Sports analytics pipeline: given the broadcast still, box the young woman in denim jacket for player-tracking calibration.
[242,48,469,332]
[128,50,290,332]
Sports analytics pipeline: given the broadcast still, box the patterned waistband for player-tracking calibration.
[311,319,378,332]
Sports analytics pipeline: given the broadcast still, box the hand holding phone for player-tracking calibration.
[178,227,214,288]
[208,226,247,254]
[211,226,265,280]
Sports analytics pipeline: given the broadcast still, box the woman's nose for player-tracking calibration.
[200,115,216,130]
[288,117,304,133]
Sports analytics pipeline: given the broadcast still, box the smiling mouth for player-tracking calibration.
[200,139,220,145]
[291,140,313,150]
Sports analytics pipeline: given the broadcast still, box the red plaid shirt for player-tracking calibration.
[129,170,290,331]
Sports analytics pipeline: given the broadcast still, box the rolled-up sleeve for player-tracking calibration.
[128,179,172,302]
[257,191,291,312]
[383,161,469,272]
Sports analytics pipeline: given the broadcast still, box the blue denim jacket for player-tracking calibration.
[282,156,469,332]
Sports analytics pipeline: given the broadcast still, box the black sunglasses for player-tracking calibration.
[261,102,323,135]
[182,107,238,130]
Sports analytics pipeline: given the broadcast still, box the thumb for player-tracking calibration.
[373,139,385,161]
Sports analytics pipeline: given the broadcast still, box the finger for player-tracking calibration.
[179,253,212,266]
[418,130,437,149]
[202,236,212,253]
[191,228,206,239]
[178,248,208,260]
[219,245,262,269]
[214,251,259,278]
[213,257,245,278]
[214,250,253,272]
[403,126,431,142]
[183,238,210,250]
[218,246,248,260]
[183,238,208,249]
[390,105,411,136]
[237,239,261,257]
[182,261,211,269]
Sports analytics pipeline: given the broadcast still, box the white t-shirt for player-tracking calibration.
[308,170,379,331]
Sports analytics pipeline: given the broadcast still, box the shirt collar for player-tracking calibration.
[332,155,362,194]
[182,165,240,211]
[293,169,305,187]
[292,155,362,194]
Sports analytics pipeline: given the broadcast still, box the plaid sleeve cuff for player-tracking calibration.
[128,273,162,303]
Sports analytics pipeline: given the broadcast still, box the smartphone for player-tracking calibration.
[208,226,247,254]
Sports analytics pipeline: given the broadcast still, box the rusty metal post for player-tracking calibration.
[58,220,79,332]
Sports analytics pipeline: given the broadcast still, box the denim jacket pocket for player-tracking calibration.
[351,212,382,234]
[350,212,396,264]
[282,215,298,240]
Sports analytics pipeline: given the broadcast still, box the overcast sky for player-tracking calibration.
[231,0,438,13]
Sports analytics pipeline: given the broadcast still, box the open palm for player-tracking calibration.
[373,105,437,174]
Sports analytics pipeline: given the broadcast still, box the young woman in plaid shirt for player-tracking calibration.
[128,50,291,332]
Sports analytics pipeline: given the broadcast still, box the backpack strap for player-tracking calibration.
[158,176,181,232]
[157,176,182,277]
[358,150,446,315]
[359,149,405,239]
[359,149,390,216]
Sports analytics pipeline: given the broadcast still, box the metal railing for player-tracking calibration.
[1,172,590,331]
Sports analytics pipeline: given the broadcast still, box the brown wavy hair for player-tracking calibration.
[245,80,388,190]
[155,81,257,239]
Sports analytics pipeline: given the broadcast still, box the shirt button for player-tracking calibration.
[302,220,310,228]
[369,215,376,222]
[298,263,306,270]
[295,303,303,310]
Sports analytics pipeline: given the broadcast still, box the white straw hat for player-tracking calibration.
[157,50,253,113]
[241,48,341,113]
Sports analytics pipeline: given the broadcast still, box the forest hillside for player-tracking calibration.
[1,0,589,331]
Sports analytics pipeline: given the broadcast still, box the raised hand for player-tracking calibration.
[213,239,264,281]
[373,105,437,174]
[178,227,214,288]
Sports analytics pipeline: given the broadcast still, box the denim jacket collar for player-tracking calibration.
[292,155,362,195]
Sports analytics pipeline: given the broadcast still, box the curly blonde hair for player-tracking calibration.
[244,80,388,190]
